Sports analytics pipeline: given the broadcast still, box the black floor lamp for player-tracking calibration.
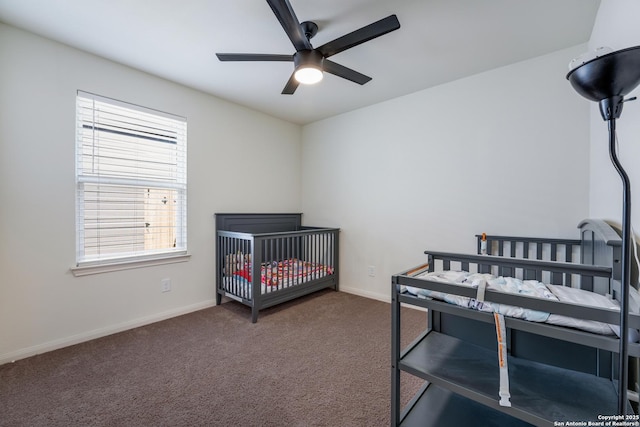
[567,45,640,415]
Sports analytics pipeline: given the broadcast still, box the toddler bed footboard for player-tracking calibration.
[215,213,339,323]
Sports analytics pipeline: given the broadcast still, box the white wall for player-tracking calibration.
[0,23,302,363]
[0,15,603,361]
[587,0,640,251]
[302,46,591,301]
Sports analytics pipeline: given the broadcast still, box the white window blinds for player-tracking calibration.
[76,91,187,266]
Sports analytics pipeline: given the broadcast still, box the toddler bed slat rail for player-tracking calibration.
[477,235,582,261]
[215,213,339,323]
[476,234,582,284]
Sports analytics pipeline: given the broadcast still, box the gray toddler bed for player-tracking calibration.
[392,219,640,426]
[215,213,339,323]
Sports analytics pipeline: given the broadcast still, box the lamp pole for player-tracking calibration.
[567,46,640,414]
[606,113,631,415]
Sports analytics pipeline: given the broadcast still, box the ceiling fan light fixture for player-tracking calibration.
[295,66,323,84]
[293,50,324,85]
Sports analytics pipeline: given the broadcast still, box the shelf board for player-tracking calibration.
[400,331,625,426]
[400,383,534,427]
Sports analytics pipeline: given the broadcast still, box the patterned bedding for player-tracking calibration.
[223,257,333,300]
[404,270,634,337]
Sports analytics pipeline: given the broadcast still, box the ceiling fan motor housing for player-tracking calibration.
[294,49,324,70]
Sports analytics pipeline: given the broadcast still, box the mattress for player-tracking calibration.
[223,258,333,300]
[404,270,639,337]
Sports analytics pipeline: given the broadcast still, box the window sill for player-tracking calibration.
[70,253,191,277]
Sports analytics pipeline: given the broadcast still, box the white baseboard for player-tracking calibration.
[339,286,427,312]
[339,285,390,303]
[0,299,216,366]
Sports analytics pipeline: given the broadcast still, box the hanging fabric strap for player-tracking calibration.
[476,280,487,302]
[493,312,512,407]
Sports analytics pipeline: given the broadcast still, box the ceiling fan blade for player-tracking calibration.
[317,14,400,58]
[216,53,293,62]
[281,73,300,95]
[266,0,312,52]
[323,60,372,85]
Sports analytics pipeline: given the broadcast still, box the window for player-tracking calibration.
[75,91,187,271]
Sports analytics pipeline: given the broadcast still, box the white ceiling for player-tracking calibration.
[0,0,600,125]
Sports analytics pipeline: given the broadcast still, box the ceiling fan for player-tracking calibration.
[216,0,400,94]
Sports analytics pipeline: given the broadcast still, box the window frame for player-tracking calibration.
[72,91,189,276]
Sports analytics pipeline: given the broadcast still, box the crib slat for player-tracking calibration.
[479,238,490,274]
[310,234,314,281]
[550,243,563,285]
[313,233,317,280]
[321,233,325,278]
[238,239,242,298]
[582,275,594,292]
[314,234,319,280]
[497,239,509,277]
[524,268,536,281]
[330,232,335,271]
[316,233,321,281]
[274,238,282,292]
[288,236,292,287]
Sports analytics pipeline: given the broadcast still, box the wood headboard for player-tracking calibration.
[215,213,303,234]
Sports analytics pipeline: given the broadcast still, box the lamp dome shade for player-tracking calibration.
[567,45,640,102]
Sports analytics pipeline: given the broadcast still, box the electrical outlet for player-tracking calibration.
[161,278,171,293]
[367,266,376,277]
